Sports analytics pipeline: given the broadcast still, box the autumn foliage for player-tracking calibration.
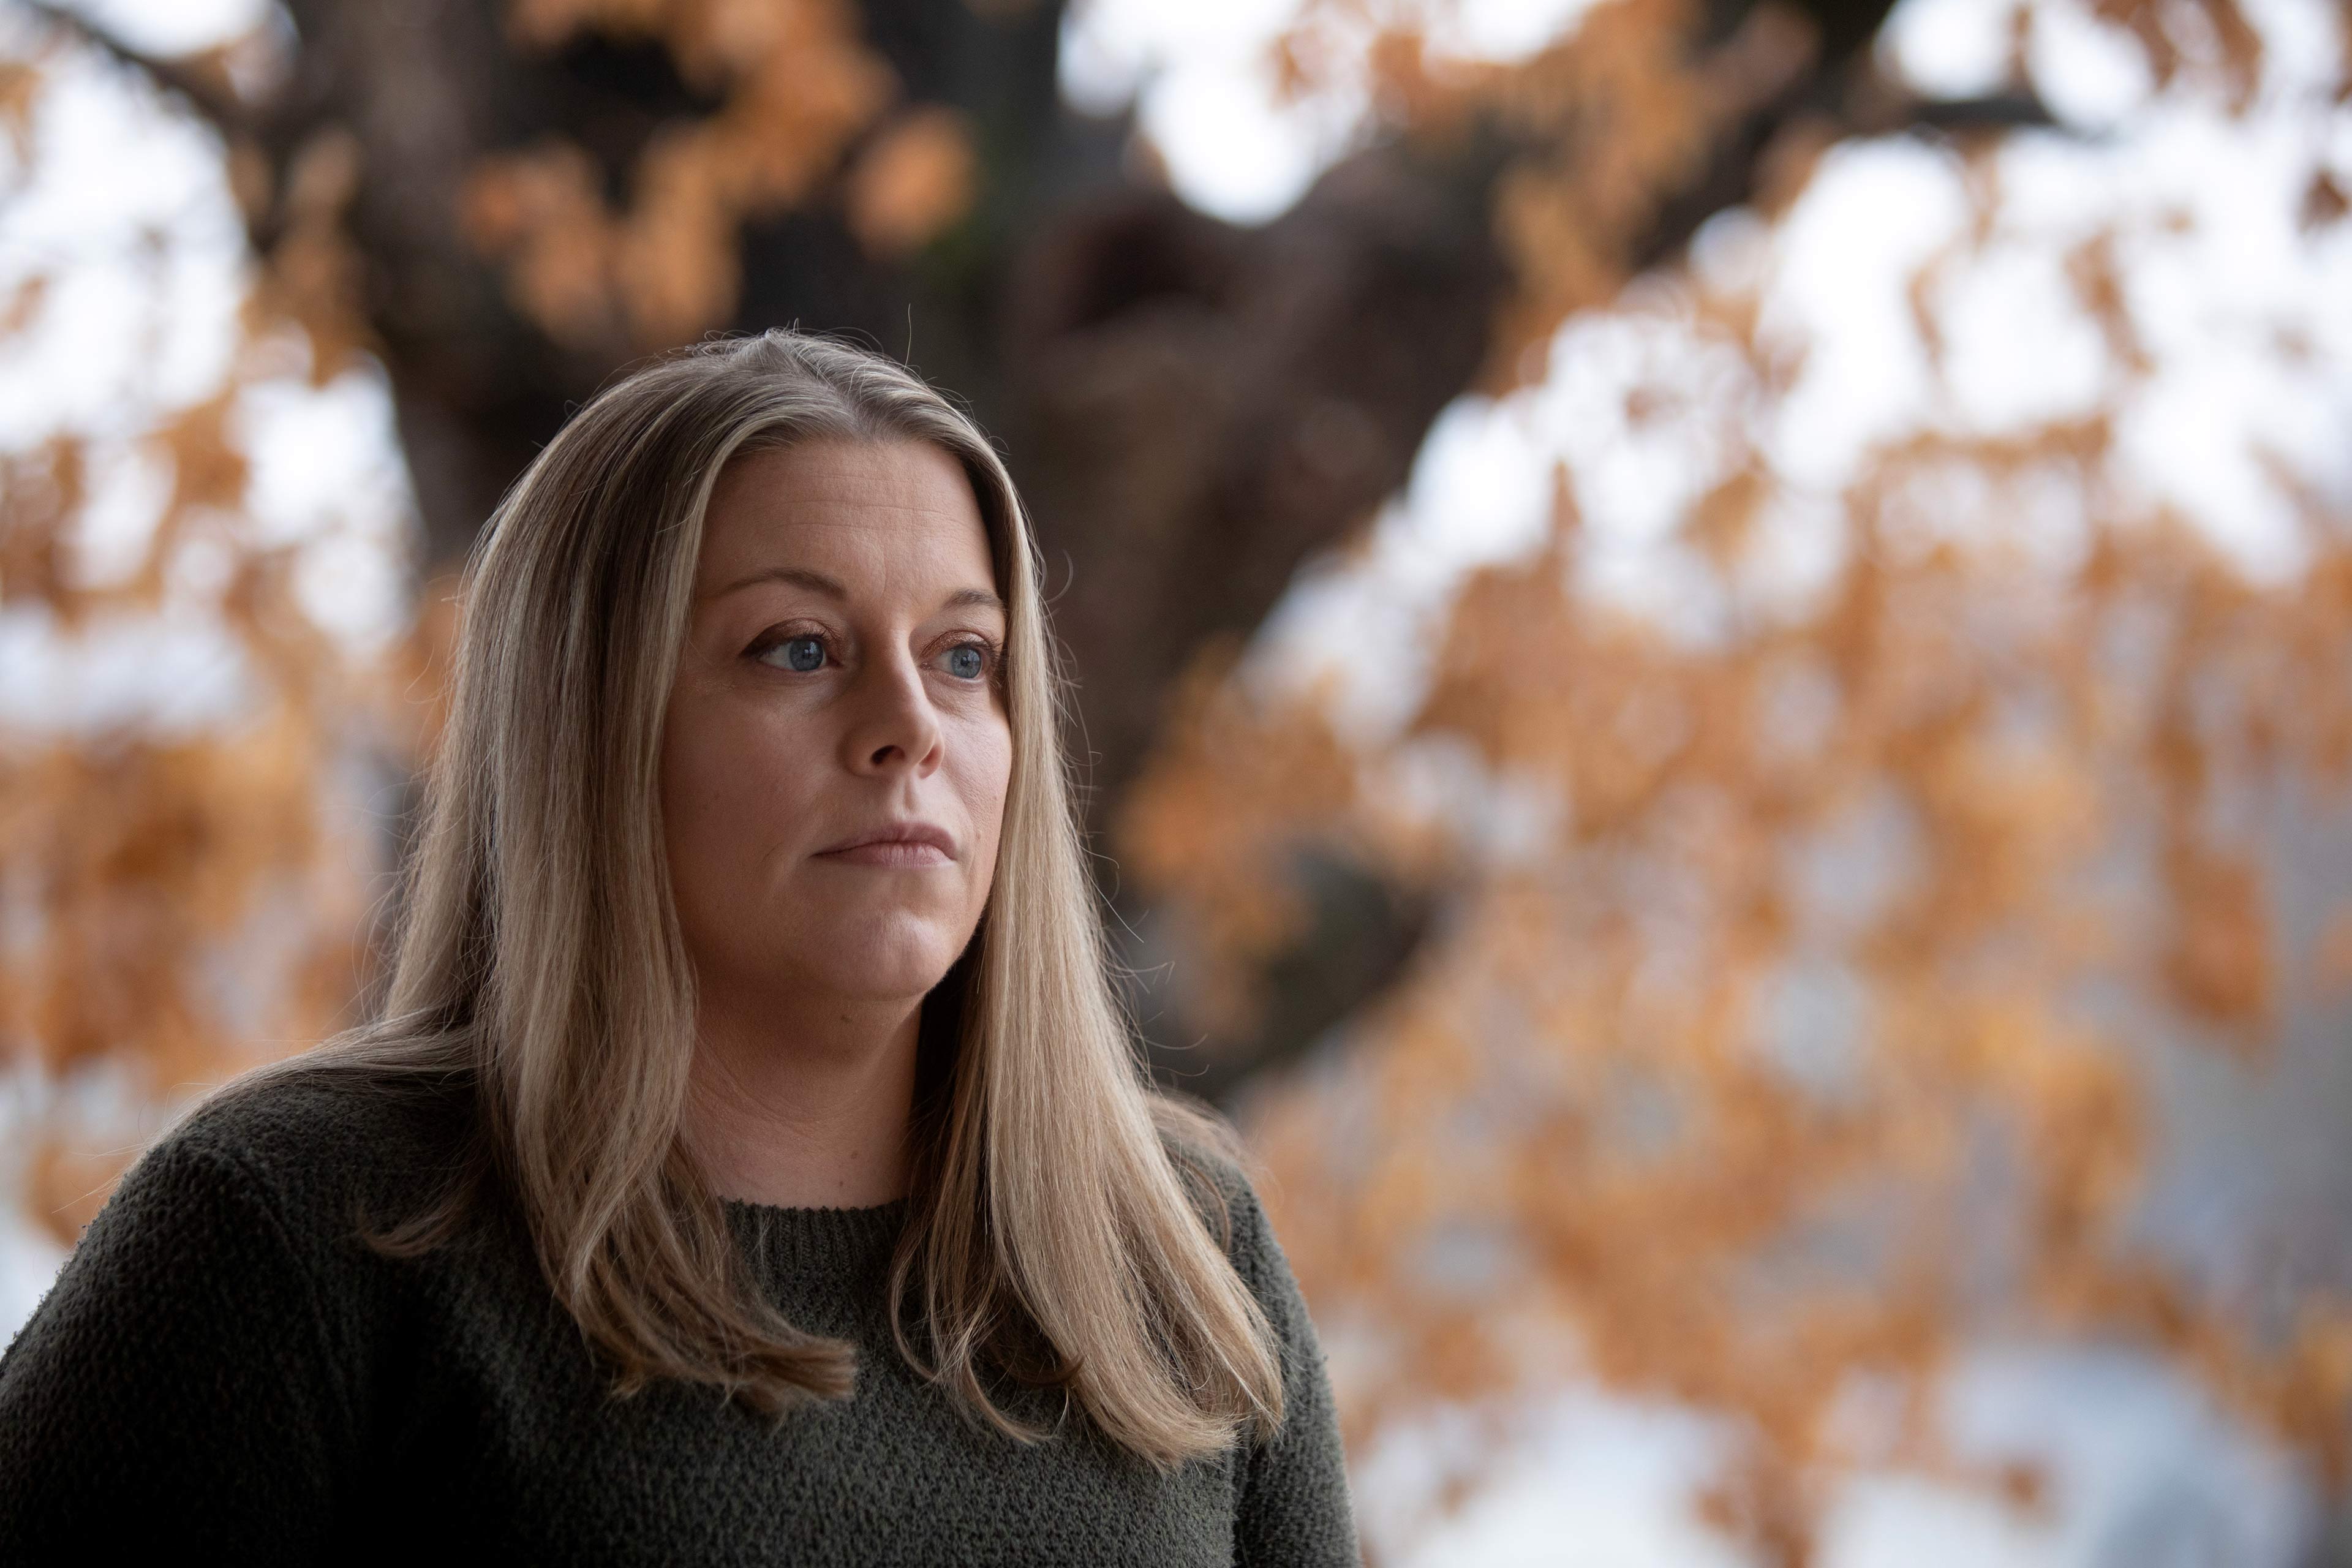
[462,0,974,349]
[0,14,422,1238]
[1111,0,2352,1556]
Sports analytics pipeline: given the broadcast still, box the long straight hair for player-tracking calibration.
[224,330,1284,1468]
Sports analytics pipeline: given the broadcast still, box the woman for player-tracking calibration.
[0,330,1362,1564]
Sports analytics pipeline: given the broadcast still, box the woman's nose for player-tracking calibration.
[842,650,943,775]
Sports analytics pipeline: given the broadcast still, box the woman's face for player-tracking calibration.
[660,438,1012,1014]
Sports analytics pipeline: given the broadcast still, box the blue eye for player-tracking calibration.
[947,644,986,680]
[767,635,826,673]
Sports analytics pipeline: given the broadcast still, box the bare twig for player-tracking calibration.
[18,0,252,137]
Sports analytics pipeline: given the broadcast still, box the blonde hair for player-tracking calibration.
[224,330,1284,1468]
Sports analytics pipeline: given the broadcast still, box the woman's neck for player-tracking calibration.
[682,991,919,1209]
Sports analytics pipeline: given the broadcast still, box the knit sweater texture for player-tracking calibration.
[0,1072,1361,1565]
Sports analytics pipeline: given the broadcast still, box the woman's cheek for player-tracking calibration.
[671,695,788,888]
[970,726,1013,897]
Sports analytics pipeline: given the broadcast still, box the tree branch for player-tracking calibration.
[18,1,252,138]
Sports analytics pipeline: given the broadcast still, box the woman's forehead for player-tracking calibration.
[696,440,997,600]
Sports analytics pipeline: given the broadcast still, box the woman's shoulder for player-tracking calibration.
[126,1054,477,1247]
[0,1055,477,1545]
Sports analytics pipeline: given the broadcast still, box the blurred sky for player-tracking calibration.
[3,0,2349,1561]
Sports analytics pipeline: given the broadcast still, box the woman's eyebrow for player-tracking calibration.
[943,587,1009,616]
[709,564,1005,617]
[710,565,847,601]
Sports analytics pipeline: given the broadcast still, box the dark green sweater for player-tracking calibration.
[0,1073,1360,1564]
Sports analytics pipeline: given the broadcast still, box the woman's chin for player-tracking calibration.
[801,930,967,1001]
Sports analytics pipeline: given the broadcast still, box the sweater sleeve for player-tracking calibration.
[1227,1180,1362,1568]
[0,1128,355,1558]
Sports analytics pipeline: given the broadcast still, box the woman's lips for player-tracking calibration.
[816,839,951,867]
[816,819,956,865]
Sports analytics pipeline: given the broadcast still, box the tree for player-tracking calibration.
[13,0,2055,1088]
[1113,0,2352,1555]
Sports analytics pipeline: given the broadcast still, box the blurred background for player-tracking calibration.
[2,0,2349,1560]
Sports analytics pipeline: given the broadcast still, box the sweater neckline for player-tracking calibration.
[718,1193,910,1225]
[719,1194,911,1288]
